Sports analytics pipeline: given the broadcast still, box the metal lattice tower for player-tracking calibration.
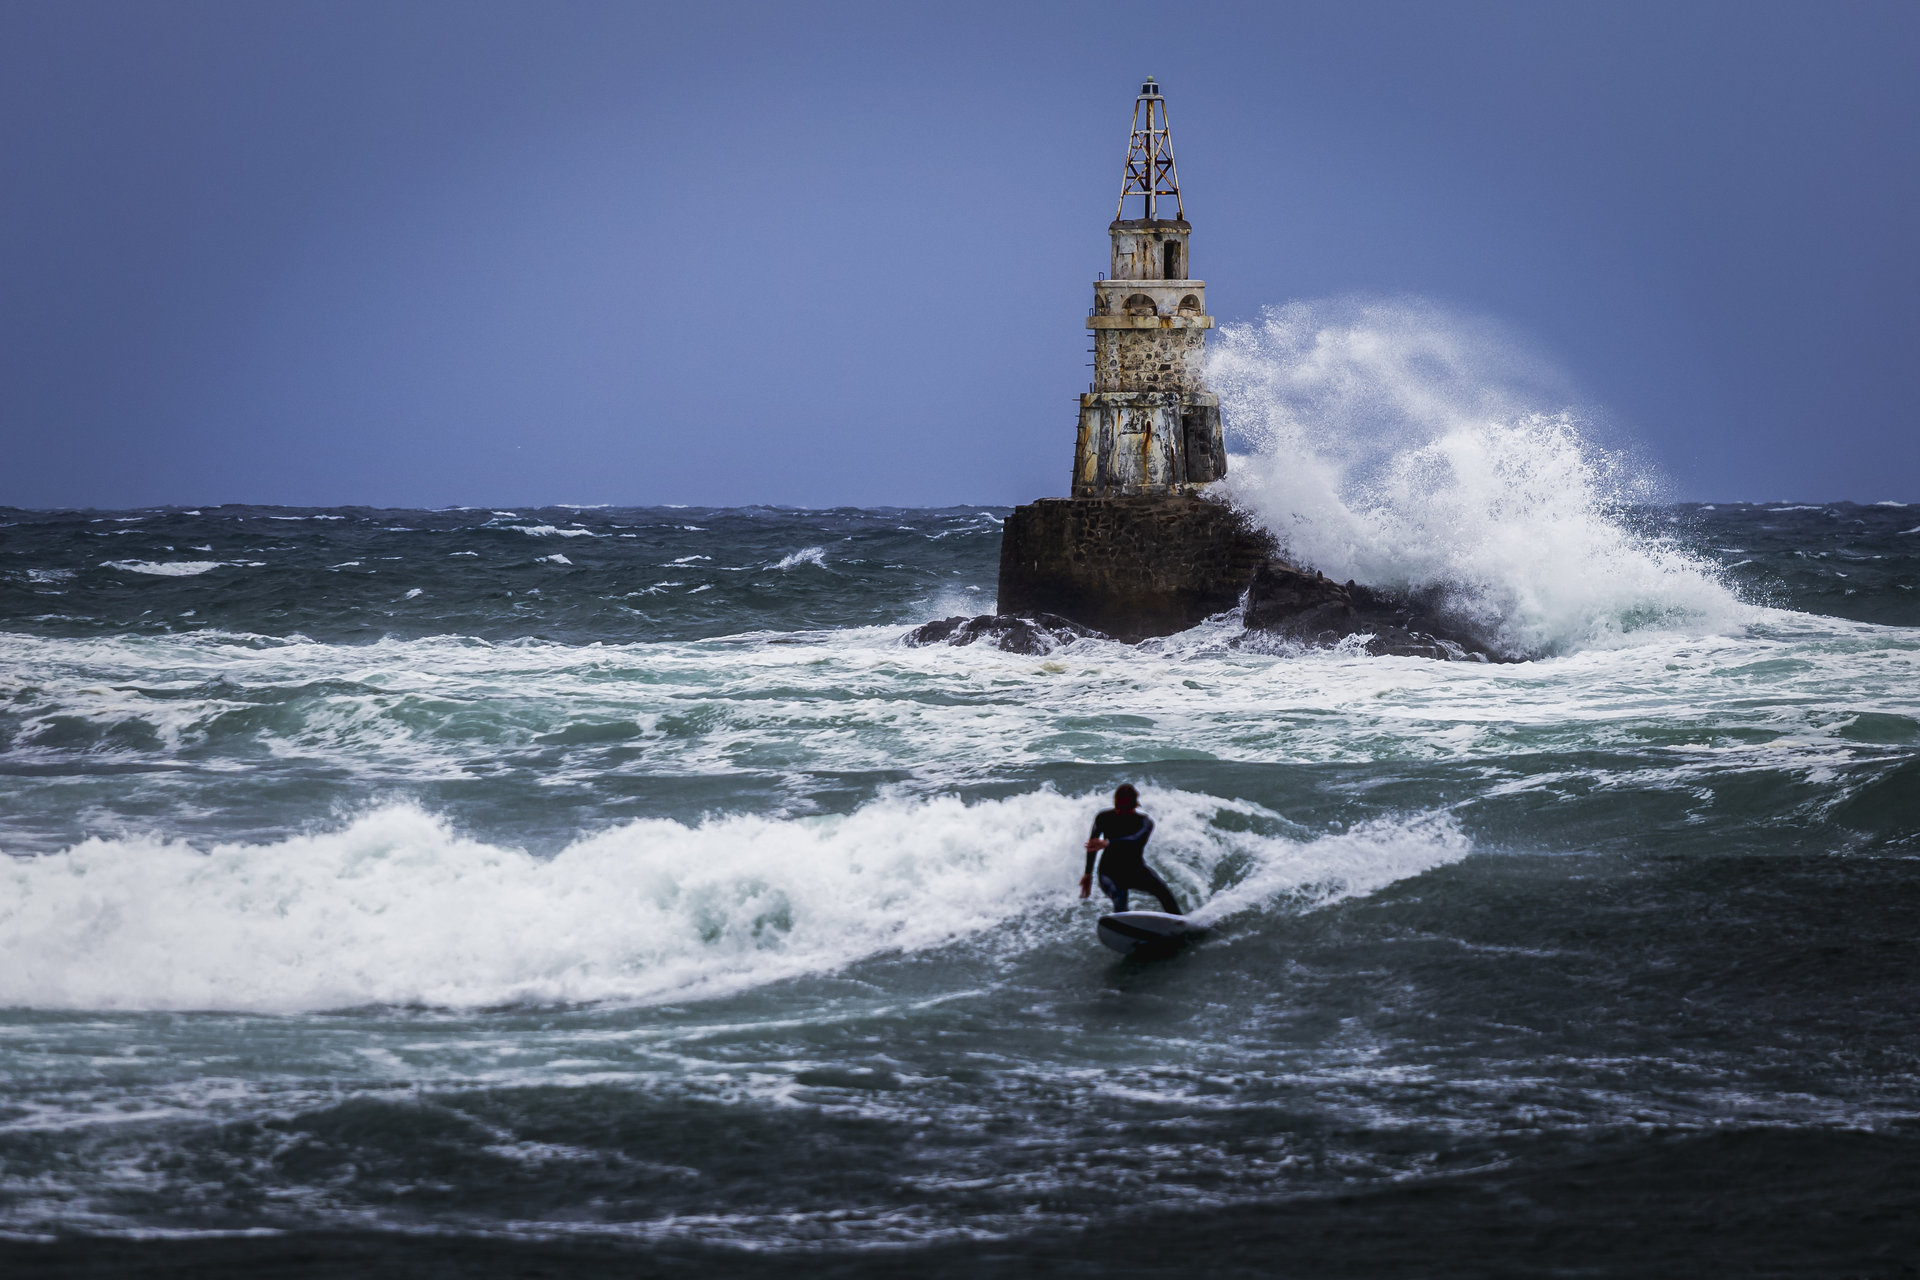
[1116,77,1183,221]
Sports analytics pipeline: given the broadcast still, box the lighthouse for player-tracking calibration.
[994,78,1270,641]
[1073,78,1227,497]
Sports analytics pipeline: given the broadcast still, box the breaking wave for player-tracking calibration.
[0,791,1466,1013]
[101,560,234,577]
[772,546,828,570]
[1210,299,1747,656]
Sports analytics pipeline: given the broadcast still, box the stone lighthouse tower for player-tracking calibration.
[994,79,1270,641]
[1074,77,1226,497]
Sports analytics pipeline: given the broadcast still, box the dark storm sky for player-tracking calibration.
[2,0,1916,508]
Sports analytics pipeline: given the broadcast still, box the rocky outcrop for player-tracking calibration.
[1240,561,1503,661]
[903,612,1106,655]
[978,497,1507,661]
[995,495,1275,642]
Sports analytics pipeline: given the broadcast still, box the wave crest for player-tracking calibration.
[0,792,1467,1013]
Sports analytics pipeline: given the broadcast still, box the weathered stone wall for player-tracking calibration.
[1073,217,1218,496]
[1073,394,1182,496]
[1182,403,1226,485]
[1073,393,1225,497]
[1108,218,1191,280]
[996,495,1276,641]
[1093,327,1207,393]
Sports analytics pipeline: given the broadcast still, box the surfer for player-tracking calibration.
[1079,784,1181,914]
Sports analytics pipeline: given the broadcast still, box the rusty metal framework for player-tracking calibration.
[1116,77,1183,221]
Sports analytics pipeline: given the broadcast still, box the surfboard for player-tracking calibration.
[1096,910,1202,957]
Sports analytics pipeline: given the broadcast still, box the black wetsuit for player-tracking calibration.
[1085,808,1180,914]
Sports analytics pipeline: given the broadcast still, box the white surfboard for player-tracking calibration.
[1096,910,1202,957]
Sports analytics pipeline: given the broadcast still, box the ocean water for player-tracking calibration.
[4,301,1920,1274]
[2,493,1917,1275]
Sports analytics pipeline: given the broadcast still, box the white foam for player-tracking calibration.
[3,614,1908,806]
[540,553,572,565]
[772,547,827,570]
[1188,811,1469,924]
[509,525,598,538]
[101,561,228,577]
[0,793,1465,1014]
[1210,299,1747,657]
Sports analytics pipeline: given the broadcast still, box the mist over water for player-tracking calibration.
[1213,300,1747,656]
[2,330,1918,1269]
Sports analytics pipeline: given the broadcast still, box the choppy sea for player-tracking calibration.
[2,486,1917,1276]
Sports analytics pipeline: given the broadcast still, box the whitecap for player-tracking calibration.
[510,525,599,538]
[101,561,228,577]
[771,547,827,570]
[541,553,573,565]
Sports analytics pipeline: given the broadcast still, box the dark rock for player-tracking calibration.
[996,495,1276,642]
[1240,561,1506,662]
[903,612,1106,655]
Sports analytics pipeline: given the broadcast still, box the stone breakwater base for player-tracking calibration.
[995,495,1275,642]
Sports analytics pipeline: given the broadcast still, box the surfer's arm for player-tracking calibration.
[1081,828,1106,896]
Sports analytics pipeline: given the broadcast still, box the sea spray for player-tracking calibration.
[0,791,1468,1013]
[1211,299,1747,655]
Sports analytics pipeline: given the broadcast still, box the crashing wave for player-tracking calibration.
[1210,299,1748,656]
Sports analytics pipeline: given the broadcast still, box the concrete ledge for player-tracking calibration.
[1086,315,1215,330]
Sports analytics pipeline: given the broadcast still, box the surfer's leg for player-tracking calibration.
[1136,866,1180,915]
[1097,873,1128,912]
